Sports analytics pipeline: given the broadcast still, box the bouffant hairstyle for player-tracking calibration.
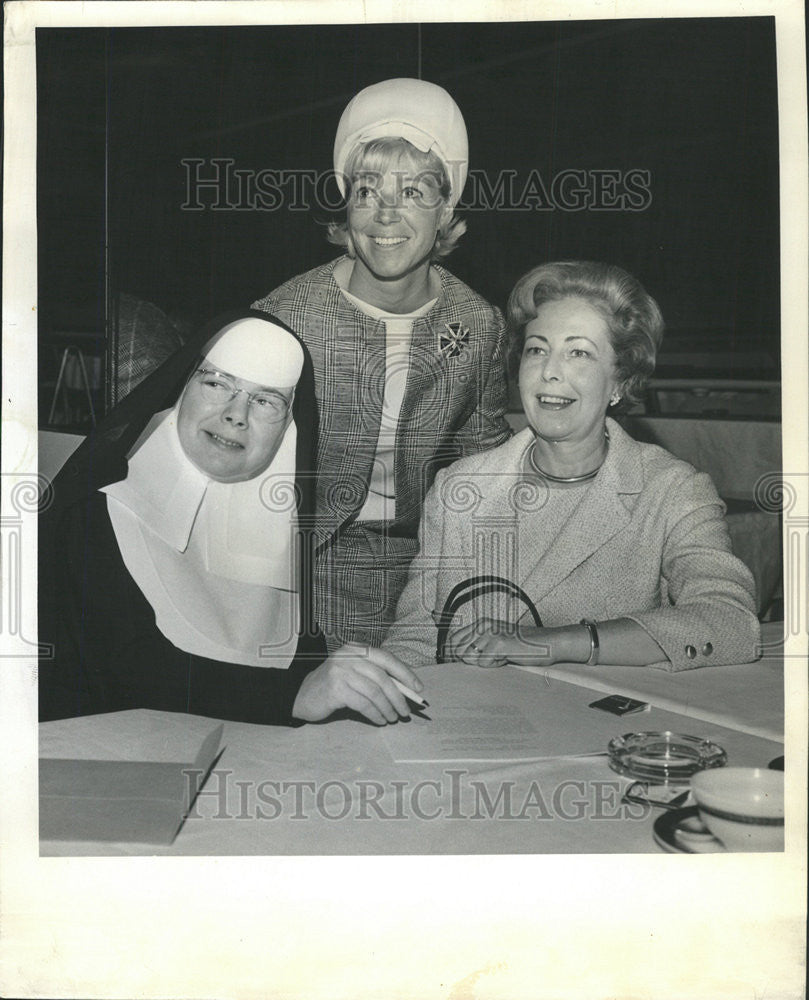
[506,260,665,409]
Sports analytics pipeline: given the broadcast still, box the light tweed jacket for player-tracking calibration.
[382,419,761,671]
[252,257,512,547]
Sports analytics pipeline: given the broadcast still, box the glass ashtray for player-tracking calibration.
[607,731,727,784]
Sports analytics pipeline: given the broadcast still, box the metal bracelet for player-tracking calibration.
[579,618,600,666]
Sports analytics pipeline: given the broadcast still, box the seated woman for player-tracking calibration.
[382,261,760,670]
[39,311,422,726]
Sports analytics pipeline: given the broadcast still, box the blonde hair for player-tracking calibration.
[327,137,467,260]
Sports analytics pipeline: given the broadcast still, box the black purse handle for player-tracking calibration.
[434,575,543,663]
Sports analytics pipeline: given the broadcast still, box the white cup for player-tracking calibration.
[691,767,784,852]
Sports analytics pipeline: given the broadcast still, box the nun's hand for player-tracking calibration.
[292,645,425,725]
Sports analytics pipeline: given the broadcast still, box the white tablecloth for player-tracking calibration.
[40,634,784,857]
[519,620,785,743]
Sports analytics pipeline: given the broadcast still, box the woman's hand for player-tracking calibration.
[292,645,425,725]
[450,617,669,669]
[448,618,561,668]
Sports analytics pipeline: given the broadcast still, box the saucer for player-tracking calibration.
[653,806,726,854]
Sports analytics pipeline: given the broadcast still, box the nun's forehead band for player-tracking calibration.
[202,317,304,386]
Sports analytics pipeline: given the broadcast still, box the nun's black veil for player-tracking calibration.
[39,310,327,724]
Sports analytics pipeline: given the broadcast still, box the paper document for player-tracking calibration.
[382,662,610,763]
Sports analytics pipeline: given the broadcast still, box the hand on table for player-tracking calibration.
[447,617,555,668]
[292,645,425,725]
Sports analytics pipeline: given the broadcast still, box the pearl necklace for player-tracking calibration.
[528,430,609,484]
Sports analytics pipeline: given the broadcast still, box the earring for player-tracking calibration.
[610,393,621,407]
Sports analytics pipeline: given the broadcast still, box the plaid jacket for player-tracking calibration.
[253,257,512,547]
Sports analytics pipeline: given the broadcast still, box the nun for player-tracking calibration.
[39,311,423,727]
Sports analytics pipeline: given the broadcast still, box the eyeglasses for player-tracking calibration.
[194,369,293,424]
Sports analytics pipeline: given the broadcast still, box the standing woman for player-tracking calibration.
[253,78,512,651]
[39,311,423,727]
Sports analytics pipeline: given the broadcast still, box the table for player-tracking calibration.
[521,622,785,743]
[39,625,785,857]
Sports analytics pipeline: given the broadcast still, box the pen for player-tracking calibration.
[392,677,429,709]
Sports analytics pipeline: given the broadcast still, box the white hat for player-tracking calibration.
[204,317,303,387]
[333,78,469,207]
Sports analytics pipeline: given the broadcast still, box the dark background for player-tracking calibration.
[36,17,780,414]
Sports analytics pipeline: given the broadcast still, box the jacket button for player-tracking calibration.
[702,642,714,656]
[685,645,697,659]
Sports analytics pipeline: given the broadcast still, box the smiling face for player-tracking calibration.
[176,367,293,483]
[346,159,452,288]
[518,297,619,448]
